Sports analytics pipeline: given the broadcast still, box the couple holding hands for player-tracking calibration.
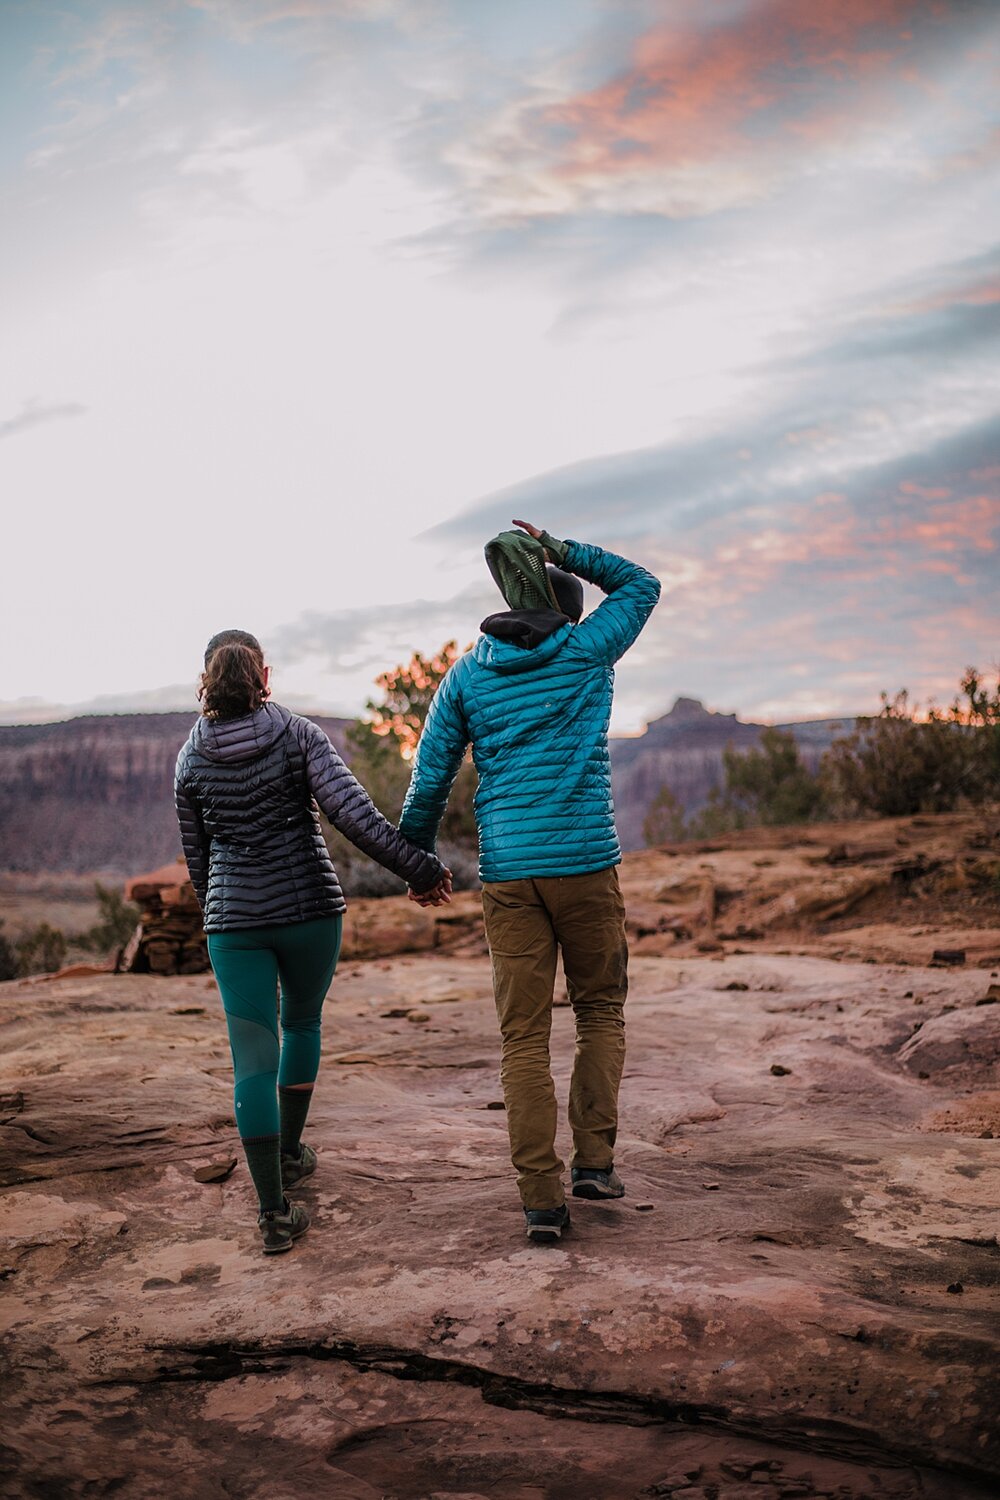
[175,520,660,1253]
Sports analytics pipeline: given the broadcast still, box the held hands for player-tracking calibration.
[408,867,453,907]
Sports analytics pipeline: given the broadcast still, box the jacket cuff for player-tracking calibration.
[539,530,569,566]
[409,856,445,894]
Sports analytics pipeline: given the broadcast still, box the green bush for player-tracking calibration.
[642,784,688,845]
[721,726,826,826]
[644,728,825,845]
[0,921,17,982]
[78,883,140,955]
[16,923,67,977]
[820,671,998,817]
[644,666,999,844]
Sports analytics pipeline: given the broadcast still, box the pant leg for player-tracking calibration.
[206,929,281,1139]
[481,879,563,1210]
[542,867,628,1172]
[273,916,343,1087]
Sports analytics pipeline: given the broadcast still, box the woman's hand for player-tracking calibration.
[408,867,453,907]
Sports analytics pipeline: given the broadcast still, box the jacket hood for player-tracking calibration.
[192,701,292,764]
[475,611,573,673]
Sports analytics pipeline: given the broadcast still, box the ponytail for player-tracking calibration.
[198,630,268,719]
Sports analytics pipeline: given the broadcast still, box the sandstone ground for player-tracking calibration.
[2,813,998,1500]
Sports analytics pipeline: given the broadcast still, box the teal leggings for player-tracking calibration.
[207,916,343,1141]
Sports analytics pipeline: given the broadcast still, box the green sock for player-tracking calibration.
[278,1086,313,1158]
[242,1134,284,1213]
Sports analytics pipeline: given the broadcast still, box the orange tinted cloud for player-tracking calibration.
[543,0,938,185]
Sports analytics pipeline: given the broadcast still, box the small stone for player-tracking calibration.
[724,981,749,991]
[634,1201,656,1211]
[904,991,913,998]
[407,1010,431,1023]
[484,1100,506,1111]
[702,1182,722,1190]
[980,1130,994,1139]
[381,1007,413,1018]
[650,1474,696,1495]
[171,1006,206,1015]
[193,1157,237,1184]
[918,1070,930,1079]
[720,1461,753,1480]
[932,948,966,966]
[946,1281,964,1294]
[770,1063,792,1077]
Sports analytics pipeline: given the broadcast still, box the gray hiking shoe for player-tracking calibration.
[257,1197,310,1255]
[524,1204,571,1242]
[571,1166,625,1200]
[281,1142,317,1190]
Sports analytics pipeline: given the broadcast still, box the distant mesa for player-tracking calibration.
[667,695,713,716]
[0,700,857,873]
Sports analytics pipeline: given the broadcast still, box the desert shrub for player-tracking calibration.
[820,676,996,817]
[78,883,140,955]
[16,922,67,976]
[0,922,17,982]
[645,728,825,845]
[643,785,688,846]
[722,727,826,826]
[960,666,1000,799]
[323,641,479,893]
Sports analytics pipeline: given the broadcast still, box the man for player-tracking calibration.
[399,519,660,1241]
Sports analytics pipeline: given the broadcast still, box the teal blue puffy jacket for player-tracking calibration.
[398,539,661,882]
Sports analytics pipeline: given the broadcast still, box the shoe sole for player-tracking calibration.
[281,1162,316,1190]
[572,1182,625,1200]
[525,1217,570,1242]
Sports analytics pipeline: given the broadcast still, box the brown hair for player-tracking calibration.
[198,630,268,719]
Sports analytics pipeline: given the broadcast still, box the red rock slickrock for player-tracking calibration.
[1,813,998,1499]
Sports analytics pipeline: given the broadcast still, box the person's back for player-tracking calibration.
[175,629,447,1256]
[400,529,660,882]
[399,521,660,1241]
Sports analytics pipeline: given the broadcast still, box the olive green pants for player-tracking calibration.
[481,866,629,1210]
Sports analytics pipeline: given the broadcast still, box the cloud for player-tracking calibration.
[3,1,997,729]
[426,0,1000,220]
[270,584,499,676]
[0,399,87,441]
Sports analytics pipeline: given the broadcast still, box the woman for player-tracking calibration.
[175,629,450,1255]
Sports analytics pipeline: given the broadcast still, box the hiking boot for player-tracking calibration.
[257,1197,310,1255]
[571,1166,625,1200]
[524,1203,571,1243]
[281,1141,317,1190]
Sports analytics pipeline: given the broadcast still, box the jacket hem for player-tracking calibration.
[479,854,621,885]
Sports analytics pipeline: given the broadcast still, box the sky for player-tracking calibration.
[1,0,998,733]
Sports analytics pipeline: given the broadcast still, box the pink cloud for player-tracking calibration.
[541,0,933,187]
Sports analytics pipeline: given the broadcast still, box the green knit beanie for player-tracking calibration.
[485,531,560,611]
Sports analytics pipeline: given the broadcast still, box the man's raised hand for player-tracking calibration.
[513,518,556,562]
